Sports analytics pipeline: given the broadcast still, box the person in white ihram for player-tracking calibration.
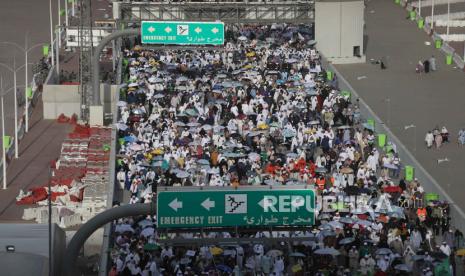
[273,256,285,276]
[425,131,434,149]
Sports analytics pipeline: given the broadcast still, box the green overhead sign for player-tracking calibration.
[141,21,225,45]
[157,188,315,228]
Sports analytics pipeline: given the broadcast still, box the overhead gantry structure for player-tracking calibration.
[113,1,315,25]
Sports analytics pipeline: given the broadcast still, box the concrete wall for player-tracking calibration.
[43,83,119,123]
[43,84,81,119]
[315,0,366,64]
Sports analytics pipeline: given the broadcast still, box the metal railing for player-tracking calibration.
[403,0,465,70]
[98,46,123,276]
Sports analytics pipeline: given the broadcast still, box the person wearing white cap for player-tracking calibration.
[359,254,375,275]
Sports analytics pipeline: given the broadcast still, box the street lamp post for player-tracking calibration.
[419,0,422,17]
[58,0,61,49]
[447,0,451,37]
[65,0,69,27]
[0,60,35,159]
[0,77,5,190]
[0,82,24,191]
[0,40,46,133]
[431,0,435,31]
[404,124,417,152]
[49,0,55,67]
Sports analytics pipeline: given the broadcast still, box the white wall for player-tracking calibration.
[43,84,81,119]
[315,0,365,64]
[43,84,119,121]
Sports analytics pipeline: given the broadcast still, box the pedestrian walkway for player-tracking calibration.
[0,95,71,221]
[334,0,465,212]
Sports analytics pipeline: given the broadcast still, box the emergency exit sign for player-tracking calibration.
[157,188,315,228]
[141,21,224,45]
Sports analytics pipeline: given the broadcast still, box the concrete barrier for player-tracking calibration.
[98,52,122,276]
[42,83,120,120]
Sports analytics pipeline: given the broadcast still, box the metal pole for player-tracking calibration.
[414,126,417,152]
[13,58,18,159]
[1,77,5,190]
[25,35,29,133]
[56,28,60,76]
[58,0,61,48]
[419,0,422,17]
[49,0,55,67]
[48,166,52,276]
[72,0,75,17]
[112,40,116,71]
[431,0,435,31]
[447,0,450,37]
[65,0,68,27]
[387,98,391,127]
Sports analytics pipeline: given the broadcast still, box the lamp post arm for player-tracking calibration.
[0,41,25,52]
[0,63,14,73]
[26,43,47,53]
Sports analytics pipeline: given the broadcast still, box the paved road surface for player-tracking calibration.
[417,1,465,58]
[0,96,71,221]
[335,0,465,211]
[0,0,61,136]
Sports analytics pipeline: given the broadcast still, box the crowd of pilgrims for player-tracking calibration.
[110,24,464,276]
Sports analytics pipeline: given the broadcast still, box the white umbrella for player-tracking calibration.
[138,219,154,228]
[176,171,190,178]
[286,152,298,158]
[376,248,393,255]
[238,36,248,41]
[264,179,281,186]
[115,123,128,131]
[132,108,144,115]
[248,152,260,161]
[339,237,355,245]
[117,101,127,107]
[328,221,344,229]
[177,76,189,82]
[339,217,355,224]
[115,224,134,233]
[202,124,213,131]
[197,159,210,165]
[356,220,372,227]
[129,144,143,151]
[394,264,411,272]
[266,249,283,257]
[140,227,155,238]
[314,248,340,256]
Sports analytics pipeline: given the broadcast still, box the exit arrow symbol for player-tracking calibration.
[201,198,215,211]
[169,198,183,212]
